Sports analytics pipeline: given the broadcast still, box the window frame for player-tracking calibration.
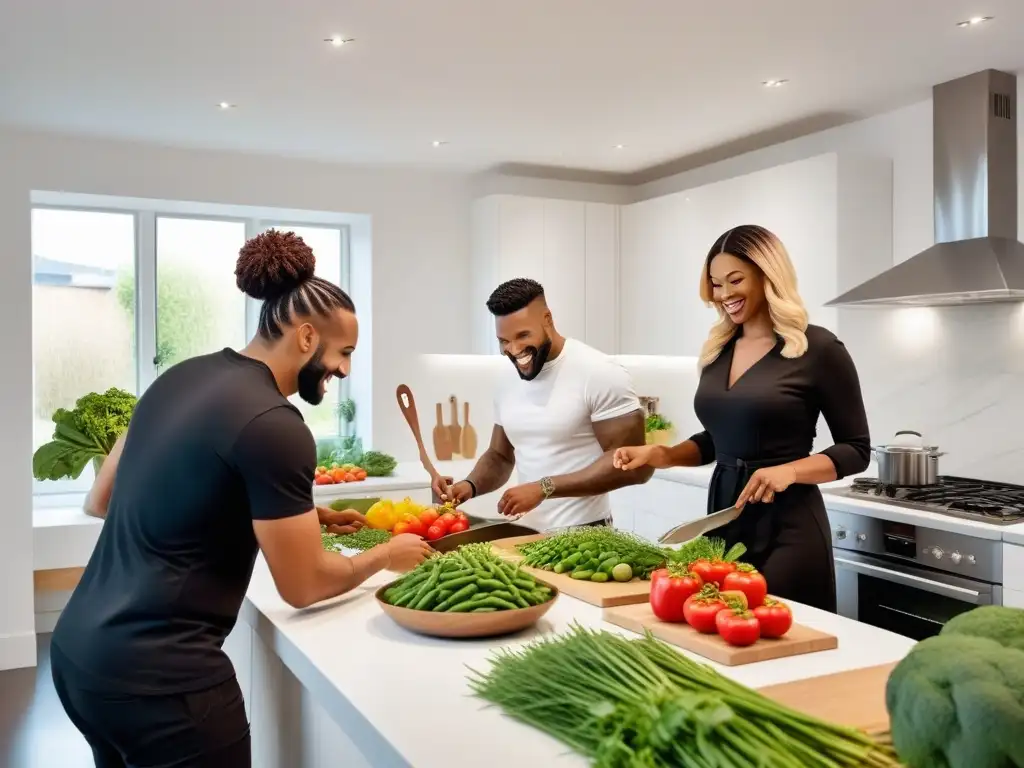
[31,205,352,497]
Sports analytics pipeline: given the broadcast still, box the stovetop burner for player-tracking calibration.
[841,476,1024,524]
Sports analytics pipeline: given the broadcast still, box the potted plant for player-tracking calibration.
[33,387,138,481]
[644,412,675,446]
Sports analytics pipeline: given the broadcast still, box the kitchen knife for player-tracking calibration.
[657,505,742,545]
[429,521,540,553]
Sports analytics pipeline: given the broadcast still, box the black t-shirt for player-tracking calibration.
[52,349,316,694]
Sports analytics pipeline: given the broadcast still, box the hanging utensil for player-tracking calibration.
[395,384,442,481]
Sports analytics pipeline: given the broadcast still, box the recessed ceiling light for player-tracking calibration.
[217,102,236,110]
[432,140,448,147]
[613,144,626,149]
[762,79,789,88]
[957,16,992,27]
[325,35,354,47]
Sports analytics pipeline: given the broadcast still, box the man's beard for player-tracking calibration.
[297,344,339,405]
[507,337,553,381]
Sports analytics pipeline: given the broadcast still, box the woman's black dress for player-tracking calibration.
[689,324,870,612]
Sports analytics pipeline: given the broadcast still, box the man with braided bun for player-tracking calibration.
[50,230,431,768]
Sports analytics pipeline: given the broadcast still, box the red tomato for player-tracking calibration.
[392,521,412,536]
[650,568,703,623]
[314,474,334,485]
[689,559,714,584]
[707,560,738,586]
[437,512,458,528]
[330,469,346,483]
[722,565,768,608]
[419,509,440,527]
[448,520,469,534]
[753,598,793,638]
[716,608,761,647]
[403,519,426,538]
[354,470,367,481]
[425,525,446,541]
[342,472,357,483]
[682,591,727,634]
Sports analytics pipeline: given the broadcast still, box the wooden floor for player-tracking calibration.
[0,634,96,768]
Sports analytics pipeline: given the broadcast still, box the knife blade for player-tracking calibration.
[658,505,742,545]
[429,521,541,553]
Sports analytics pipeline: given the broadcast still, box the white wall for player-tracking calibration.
[0,127,475,668]
[631,90,1024,483]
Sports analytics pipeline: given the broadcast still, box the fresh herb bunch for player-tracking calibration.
[382,543,553,613]
[321,527,391,552]
[644,413,673,433]
[517,528,668,581]
[469,624,901,768]
[668,536,747,567]
[33,388,138,481]
[359,450,397,477]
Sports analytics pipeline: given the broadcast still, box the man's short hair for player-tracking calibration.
[486,278,545,317]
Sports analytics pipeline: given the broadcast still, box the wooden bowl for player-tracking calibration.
[374,582,559,639]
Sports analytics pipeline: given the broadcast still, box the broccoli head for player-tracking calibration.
[886,633,1024,768]
[941,605,1024,653]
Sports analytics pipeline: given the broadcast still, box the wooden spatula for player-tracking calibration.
[448,395,462,456]
[395,384,442,480]
[460,401,478,459]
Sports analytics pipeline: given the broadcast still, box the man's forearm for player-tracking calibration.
[466,449,515,496]
[299,546,391,607]
[550,451,654,498]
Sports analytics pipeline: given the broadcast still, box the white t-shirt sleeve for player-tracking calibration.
[585,358,641,422]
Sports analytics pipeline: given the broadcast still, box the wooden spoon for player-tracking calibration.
[395,384,441,481]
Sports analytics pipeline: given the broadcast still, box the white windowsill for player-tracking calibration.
[33,493,103,572]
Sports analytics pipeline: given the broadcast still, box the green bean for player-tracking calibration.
[439,568,474,582]
[570,569,594,580]
[433,582,478,612]
[412,586,442,611]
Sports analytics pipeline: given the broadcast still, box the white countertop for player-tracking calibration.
[241,556,915,768]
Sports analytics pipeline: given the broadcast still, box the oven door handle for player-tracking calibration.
[833,556,986,604]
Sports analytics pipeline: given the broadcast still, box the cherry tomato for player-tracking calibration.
[683,591,727,634]
[753,598,793,638]
[437,512,458,528]
[314,474,334,485]
[448,520,469,534]
[419,509,440,527]
[649,568,703,623]
[342,472,356,483]
[425,525,446,541]
[722,565,768,608]
[716,607,761,647]
[315,466,328,476]
[402,519,426,538]
[392,521,412,536]
[330,469,346,483]
[354,470,367,481]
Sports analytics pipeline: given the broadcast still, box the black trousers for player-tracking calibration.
[51,644,251,768]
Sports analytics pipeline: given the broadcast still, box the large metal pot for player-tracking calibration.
[871,430,944,486]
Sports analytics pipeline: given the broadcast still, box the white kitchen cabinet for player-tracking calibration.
[470,195,619,354]
[610,478,708,542]
[1004,589,1024,609]
[1003,543,1024,591]
[619,153,892,356]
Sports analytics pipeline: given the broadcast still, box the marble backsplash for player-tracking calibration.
[838,303,1024,485]
[409,304,1024,485]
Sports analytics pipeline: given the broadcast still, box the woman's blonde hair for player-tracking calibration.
[698,225,808,369]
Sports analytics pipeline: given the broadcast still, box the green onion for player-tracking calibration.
[468,624,900,768]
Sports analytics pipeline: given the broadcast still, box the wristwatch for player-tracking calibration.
[539,476,556,499]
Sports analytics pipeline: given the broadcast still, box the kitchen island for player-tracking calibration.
[230,555,915,768]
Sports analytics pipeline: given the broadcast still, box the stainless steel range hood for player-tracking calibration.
[827,69,1024,307]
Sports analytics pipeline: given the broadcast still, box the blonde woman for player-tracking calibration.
[614,225,870,611]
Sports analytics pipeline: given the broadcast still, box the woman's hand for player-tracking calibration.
[736,465,798,508]
[613,444,664,471]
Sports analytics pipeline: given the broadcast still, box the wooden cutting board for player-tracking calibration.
[603,602,838,666]
[432,403,452,460]
[491,534,652,608]
[757,663,896,734]
[460,401,478,459]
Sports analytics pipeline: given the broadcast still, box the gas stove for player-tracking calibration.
[829,475,1024,525]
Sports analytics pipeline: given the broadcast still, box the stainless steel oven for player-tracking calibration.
[830,510,1003,641]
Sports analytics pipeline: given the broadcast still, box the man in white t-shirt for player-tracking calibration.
[434,278,653,530]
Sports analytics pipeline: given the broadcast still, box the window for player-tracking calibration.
[31,204,351,496]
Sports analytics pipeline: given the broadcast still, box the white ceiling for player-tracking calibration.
[2,0,1023,178]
